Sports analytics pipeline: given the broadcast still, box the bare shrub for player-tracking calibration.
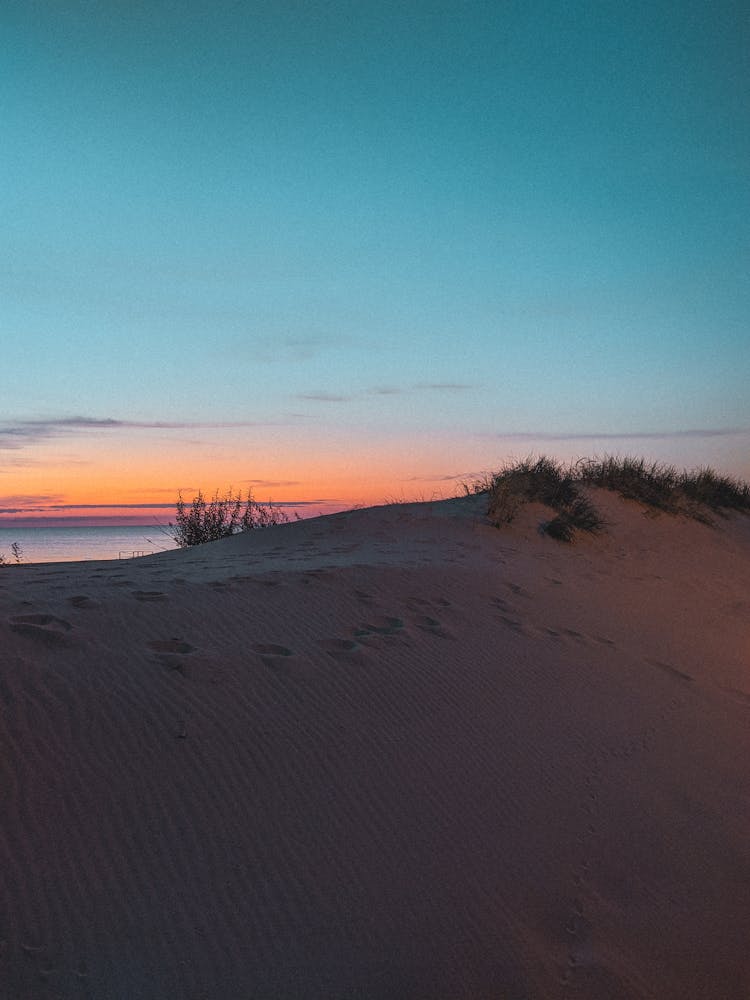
[170,488,289,548]
[0,542,23,567]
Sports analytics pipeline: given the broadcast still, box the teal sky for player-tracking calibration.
[2,0,749,519]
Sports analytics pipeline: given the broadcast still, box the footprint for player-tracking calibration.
[10,614,73,647]
[360,616,405,636]
[132,590,167,602]
[499,615,528,636]
[252,643,293,657]
[252,642,295,668]
[149,639,195,655]
[148,637,195,673]
[354,589,376,605]
[317,637,368,661]
[68,594,99,609]
[414,615,455,640]
[490,595,512,611]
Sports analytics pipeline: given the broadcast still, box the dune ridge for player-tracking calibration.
[1,491,748,999]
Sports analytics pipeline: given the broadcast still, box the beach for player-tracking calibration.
[1,489,748,999]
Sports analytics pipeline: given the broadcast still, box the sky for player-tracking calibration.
[2,0,749,525]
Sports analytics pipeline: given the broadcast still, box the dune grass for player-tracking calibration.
[480,457,603,542]
[476,455,750,542]
[577,456,750,518]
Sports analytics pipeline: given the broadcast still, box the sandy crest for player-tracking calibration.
[0,492,748,999]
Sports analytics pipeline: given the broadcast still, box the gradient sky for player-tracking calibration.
[3,1,749,525]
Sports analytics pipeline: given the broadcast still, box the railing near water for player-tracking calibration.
[118,550,149,559]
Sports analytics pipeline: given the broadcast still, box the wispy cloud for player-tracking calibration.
[485,428,747,442]
[233,333,354,364]
[0,494,339,516]
[128,487,197,496]
[0,498,178,515]
[403,471,480,483]
[0,493,66,510]
[296,392,353,403]
[244,479,302,488]
[413,382,475,392]
[0,416,280,451]
[297,383,476,403]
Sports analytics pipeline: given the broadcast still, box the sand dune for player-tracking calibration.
[1,491,748,999]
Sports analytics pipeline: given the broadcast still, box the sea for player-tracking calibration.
[0,526,179,565]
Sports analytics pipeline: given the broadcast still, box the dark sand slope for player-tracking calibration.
[1,493,748,999]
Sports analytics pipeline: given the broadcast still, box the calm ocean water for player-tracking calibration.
[0,526,179,564]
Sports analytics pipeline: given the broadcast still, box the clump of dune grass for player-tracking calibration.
[170,488,289,548]
[577,456,750,523]
[476,454,749,542]
[484,457,603,542]
[673,466,750,513]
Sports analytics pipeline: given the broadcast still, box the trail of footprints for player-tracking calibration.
[4,572,705,997]
[5,586,168,648]
[317,594,457,660]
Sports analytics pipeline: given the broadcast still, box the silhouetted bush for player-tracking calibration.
[170,488,289,548]
[0,542,22,566]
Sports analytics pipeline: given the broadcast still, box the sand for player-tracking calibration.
[1,490,748,999]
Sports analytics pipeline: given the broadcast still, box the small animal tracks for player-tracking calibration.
[561,898,594,989]
[9,614,74,647]
[489,595,619,650]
